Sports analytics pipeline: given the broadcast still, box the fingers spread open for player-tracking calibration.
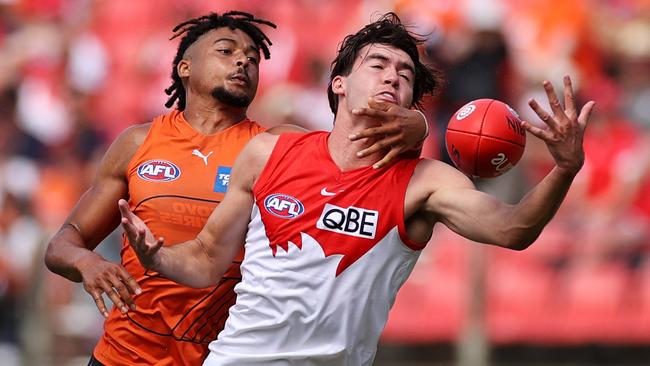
[543,80,565,118]
[563,75,577,119]
[521,120,550,141]
[577,100,596,131]
[529,98,558,130]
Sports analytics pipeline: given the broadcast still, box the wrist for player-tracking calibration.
[73,251,103,278]
[415,109,429,142]
[554,164,582,179]
[146,247,165,272]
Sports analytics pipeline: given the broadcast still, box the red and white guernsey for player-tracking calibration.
[205,131,426,366]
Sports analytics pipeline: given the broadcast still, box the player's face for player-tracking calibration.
[183,27,260,108]
[336,43,415,113]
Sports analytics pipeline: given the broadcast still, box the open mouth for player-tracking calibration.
[375,91,398,104]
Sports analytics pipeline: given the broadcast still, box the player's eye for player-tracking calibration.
[247,56,259,65]
[399,74,411,81]
[371,64,384,69]
[217,49,233,55]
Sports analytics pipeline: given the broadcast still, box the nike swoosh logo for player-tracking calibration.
[320,188,336,196]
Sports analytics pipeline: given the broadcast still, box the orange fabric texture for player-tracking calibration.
[93,110,264,365]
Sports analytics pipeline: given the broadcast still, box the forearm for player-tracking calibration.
[400,110,427,159]
[505,166,576,248]
[153,238,232,288]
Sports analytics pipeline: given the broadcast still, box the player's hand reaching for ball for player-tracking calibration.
[118,199,164,270]
[523,75,595,176]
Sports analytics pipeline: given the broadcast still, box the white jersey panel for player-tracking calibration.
[205,203,421,366]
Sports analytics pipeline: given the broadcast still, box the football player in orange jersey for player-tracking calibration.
[44,11,430,366]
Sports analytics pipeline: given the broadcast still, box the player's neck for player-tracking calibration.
[327,113,385,171]
[183,97,247,135]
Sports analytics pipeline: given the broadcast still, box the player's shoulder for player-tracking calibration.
[265,124,309,135]
[115,122,153,147]
[246,125,307,145]
[415,158,460,175]
[100,122,153,177]
[241,129,281,159]
[240,127,319,166]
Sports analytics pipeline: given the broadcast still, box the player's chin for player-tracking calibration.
[231,90,255,105]
[228,83,257,98]
[211,87,254,108]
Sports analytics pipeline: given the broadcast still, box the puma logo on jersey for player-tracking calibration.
[137,160,181,182]
[192,149,213,166]
[317,203,378,239]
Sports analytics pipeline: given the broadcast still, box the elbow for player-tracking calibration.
[507,239,534,251]
[43,235,71,277]
[43,241,56,272]
[501,229,541,251]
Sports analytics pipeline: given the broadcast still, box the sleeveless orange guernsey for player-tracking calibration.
[93,110,265,365]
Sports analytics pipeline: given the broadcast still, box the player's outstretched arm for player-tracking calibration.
[120,133,277,288]
[44,124,148,317]
[348,98,428,168]
[415,76,594,249]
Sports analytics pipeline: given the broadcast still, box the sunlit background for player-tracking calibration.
[0,0,649,365]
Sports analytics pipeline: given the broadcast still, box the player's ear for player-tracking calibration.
[178,59,190,78]
[331,75,345,96]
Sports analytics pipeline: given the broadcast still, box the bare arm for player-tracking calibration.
[412,76,595,250]
[413,162,576,249]
[44,123,149,316]
[120,132,277,288]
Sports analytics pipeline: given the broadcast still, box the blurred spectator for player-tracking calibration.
[0,192,44,366]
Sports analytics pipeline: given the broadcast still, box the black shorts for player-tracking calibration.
[87,355,105,366]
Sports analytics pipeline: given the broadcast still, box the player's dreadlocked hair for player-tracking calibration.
[165,11,276,110]
[327,12,442,115]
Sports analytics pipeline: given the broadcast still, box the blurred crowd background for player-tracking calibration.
[0,0,648,365]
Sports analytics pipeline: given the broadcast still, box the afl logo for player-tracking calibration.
[264,194,304,219]
[456,104,476,120]
[137,160,181,182]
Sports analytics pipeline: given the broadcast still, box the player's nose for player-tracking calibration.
[382,68,399,87]
[235,52,250,68]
